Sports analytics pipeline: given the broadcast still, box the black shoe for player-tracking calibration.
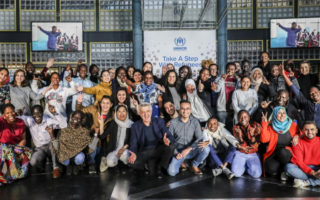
[66,165,72,176]
[73,165,80,175]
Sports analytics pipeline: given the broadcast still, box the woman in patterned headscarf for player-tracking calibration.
[51,110,101,175]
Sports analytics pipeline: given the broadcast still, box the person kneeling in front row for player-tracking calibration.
[167,100,210,176]
[285,121,320,188]
[128,103,175,179]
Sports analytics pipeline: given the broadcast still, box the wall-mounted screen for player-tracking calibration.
[270,18,320,48]
[32,22,83,52]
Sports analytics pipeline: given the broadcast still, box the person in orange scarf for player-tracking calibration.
[260,106,300,178]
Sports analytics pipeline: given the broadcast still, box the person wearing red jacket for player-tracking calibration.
[285,121,320,188]
[260,106,300,177]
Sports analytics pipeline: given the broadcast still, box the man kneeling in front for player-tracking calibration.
[285,121,320,188]
[168,100,210,176]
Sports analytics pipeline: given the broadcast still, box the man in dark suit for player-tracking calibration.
[128,103,174,178]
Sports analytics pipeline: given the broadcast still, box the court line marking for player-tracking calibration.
[129,174,211,200]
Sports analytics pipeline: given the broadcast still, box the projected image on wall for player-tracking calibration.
[32,22,83,52]
[270,18,320,48]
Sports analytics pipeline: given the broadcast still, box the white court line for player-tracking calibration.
[110,179,130,200]
[129,174,211,200]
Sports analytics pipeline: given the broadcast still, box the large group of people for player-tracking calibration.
[1,52,320,189]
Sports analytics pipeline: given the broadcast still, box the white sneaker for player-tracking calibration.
[281,172,288,181]
[212,168,223,177]
[100,156,108,172]
[293,178,310,188]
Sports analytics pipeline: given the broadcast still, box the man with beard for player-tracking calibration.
[19,105,67,178]
[253,90,299,124]
[163,99,179,126]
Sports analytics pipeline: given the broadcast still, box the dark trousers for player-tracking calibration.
[265,147,292,176]
[131,144,174,174]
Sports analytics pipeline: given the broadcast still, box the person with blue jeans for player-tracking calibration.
[168,100,210,176]
[203,117,239,179]
[50,111,101,176]
[231,110,262,178]
[285,121,320,188]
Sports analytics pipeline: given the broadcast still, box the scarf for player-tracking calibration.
[139,82,156,103]
[250,68,263,92]
[114,107,133,149]
[185,79,210,122]
[271,106,292,134]
[204,122,228,150]
[56,126,92,162]
[117,76,128,88]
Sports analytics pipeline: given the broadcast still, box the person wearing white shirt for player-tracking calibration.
[19,105,67,179]
[31,72,78,120]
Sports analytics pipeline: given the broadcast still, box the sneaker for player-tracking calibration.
[100,157,108,173]
[222,167,235,180]
[293,179,310,188]
[66,165,72,176]
[212,168,223,177]
[88,164,96,174]
[73,165,80,175]
[281,172,288,181]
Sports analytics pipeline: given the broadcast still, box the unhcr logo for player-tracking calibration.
[174,37,187,51]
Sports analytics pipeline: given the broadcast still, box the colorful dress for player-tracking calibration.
[0,117,31,186]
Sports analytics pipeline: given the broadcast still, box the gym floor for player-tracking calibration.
[1,167,320,200]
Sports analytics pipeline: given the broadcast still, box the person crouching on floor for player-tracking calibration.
[231,110,262,178]
[128,103,175,179]
[19,105,67,178]
[203,117,239,179]
[285,121,320,188]
[99,105,133,172]
[167,100,210,176]
[49,111,101,175]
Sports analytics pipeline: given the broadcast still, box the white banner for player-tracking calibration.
[144,30,216,78]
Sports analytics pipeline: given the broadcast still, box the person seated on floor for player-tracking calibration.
[167,100,210,176]
[260,106,300,178]
[99,105,133,172]
[0,104,32,186]
[19,105,67,179]
[49,111,101,176]
[203,117,239,180]
[128,103,174,179]
[231,110,262,178]
[162,99,179,126]
[285,121,320,188]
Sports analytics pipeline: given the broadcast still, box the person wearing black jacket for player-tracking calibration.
[297,60,319,98]
[161,70,181,110]
[99,105,133,172]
